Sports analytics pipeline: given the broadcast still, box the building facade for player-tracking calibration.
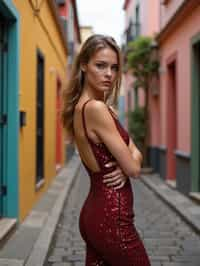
[56,0,81,161]
[56,0,81,66]
[122,0,160,129]
[124,0,200,197]
[0,0,68,223]
[80,26,94,45]
[156,0,200,196]
[0,0,20,221]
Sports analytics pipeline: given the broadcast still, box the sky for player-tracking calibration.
[76,0,125,45]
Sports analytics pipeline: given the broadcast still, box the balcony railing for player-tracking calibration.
[126,21,141,43]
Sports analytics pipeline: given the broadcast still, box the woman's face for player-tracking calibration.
[82,47,119,94]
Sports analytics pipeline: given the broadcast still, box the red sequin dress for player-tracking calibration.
[79,99,151,266]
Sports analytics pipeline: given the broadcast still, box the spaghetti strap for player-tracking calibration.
[81,98,104,172]
[80,99,130,173]
[79,99,150,265]
[81,99,93,142]
[81,99,118,143]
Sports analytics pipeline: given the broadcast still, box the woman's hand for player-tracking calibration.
[103,161,128,190]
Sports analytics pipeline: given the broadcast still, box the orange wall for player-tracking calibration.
[13,0,67,221]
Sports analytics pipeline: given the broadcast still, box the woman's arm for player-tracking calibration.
[103,138,143,185]
[128,137,143,176]
[85,100,140,177]
[108,105,143,175]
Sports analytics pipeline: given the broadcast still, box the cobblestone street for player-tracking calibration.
[45,165,200,266]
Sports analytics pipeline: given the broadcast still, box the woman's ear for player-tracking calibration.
[80,63,87,73]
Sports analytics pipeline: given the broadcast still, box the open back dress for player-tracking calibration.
[78,99,150,266]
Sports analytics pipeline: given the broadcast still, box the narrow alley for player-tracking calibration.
[45,165,200,266]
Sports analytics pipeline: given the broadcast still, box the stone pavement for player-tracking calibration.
[44,165,200,266]
[0,155,81,266]
[141,174,200,234]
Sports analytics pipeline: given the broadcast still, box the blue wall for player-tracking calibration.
[118,95,125,127]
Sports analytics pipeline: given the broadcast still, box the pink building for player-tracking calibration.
[157,0,200,196]
[56,0,81,65]
[123,0,200,197]
[122,0,160,129]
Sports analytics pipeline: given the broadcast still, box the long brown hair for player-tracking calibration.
[61,34,122,138]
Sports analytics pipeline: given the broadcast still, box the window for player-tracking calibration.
[135,4,140,37]
[36,49,45,186]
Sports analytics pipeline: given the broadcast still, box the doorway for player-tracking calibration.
[166,59,177,182]
[0,19,8,217]
[56,78,62,172]
[191,37,200,192]
[36,50,45,185]
[0,1,19,219]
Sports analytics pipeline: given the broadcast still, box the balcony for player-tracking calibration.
[126,21,141,43]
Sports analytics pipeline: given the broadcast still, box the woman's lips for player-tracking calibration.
[102,81,111,86]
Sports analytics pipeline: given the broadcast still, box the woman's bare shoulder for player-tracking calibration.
[85,100,114,126]
[85,99,109,114]
[86,100,118,115]
[108,106,118,118]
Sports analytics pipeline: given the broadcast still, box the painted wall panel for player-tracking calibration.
[160,0,185,30]
[0,0,20,218]
[159,5,200,154]
[12,0,67,221]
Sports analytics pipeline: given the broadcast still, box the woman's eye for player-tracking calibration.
[96,64,105,69]
[112,66,119,72]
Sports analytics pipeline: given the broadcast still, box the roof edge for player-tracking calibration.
[48,0,68,54]
[157,0,199,44]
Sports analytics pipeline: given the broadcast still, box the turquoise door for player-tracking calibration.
[0,20,8,217]
[0,1,19,219]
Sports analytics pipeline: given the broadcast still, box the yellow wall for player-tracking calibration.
[13,0,67,221]
[80,26,94,46]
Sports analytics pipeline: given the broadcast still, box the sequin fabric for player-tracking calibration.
[79,99,151,266]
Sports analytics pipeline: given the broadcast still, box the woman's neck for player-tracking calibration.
[81,87,105,102]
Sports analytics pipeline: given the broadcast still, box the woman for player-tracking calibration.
[61,34,150,266]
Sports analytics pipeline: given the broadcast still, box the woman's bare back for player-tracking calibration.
[73,99,103,172]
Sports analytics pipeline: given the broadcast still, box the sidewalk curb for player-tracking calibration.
[25,156,81,266]
[141,174,200,234]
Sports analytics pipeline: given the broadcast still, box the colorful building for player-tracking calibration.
[0,0,68,226]
[56,0,81,66]
[157,0,200,196]
[122,0,160,128]
[56,0,81,161]
[122,0,135,129]
[80,26,94,45]
[123,0,200,198]
[0,0,19,223]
